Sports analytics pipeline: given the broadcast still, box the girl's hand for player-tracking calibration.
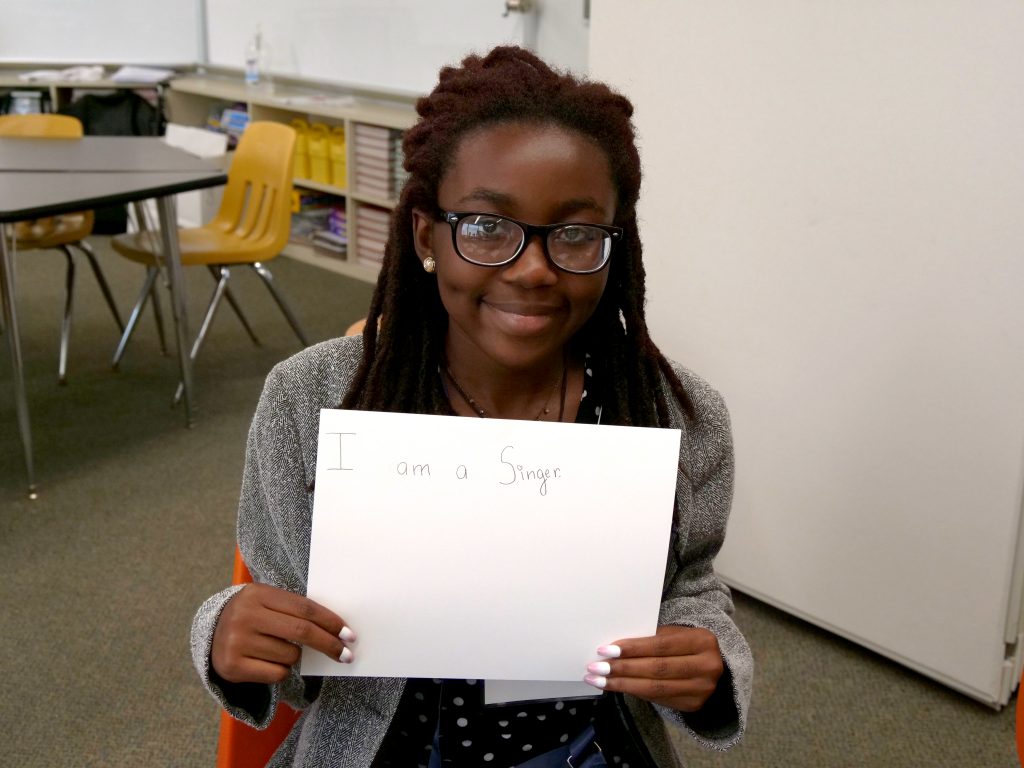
[211,583,356,684]
[583,625,724,712]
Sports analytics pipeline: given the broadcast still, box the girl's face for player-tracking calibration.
[412,121,617,374]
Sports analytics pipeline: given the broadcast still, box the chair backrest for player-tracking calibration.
[0,113,83,138]
[344,317,367,336]
[216,547,301,768]
[0,114,94,241]
[210,121,296,261]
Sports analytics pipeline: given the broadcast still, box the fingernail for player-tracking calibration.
[339,646,353,663]
[597,644,621,659]
[340,626,357,643]
[583,674,607,689]
[587,661,611,675]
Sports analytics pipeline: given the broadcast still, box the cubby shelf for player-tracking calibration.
[293,178,347,197]
[166,72,417,285]
[282,243,381,283]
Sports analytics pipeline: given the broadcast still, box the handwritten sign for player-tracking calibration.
[301,409,682,681]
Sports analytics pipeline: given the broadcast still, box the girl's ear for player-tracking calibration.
[411,208,435,265]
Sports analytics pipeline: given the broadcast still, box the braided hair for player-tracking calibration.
[341,46,694,428]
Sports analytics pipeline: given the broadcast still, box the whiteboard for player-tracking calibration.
[206,0,533,96]
[591,1,1024,706]
[0,0,198,64]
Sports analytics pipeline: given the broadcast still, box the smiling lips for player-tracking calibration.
[483,300,563,335]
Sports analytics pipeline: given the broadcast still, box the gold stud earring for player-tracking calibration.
[423,256,436,274]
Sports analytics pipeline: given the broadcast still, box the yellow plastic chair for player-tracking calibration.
[111,121,309,402]
[0,114,125,384]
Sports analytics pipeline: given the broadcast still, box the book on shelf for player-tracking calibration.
[356,219,389,236]
[356,179,394,199]
[353,151,391,170]
[357,205,391,224]
[353,133,392,151]
[312,230,348,249]
[358,224,389,242]
[353,123,394,140]
[358,231,388,251]
[354,149,391,167]
[354,161,392,181]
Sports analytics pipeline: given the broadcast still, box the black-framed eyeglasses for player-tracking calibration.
[440,211,622,275]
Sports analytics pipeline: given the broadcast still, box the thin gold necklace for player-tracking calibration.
[442,357,568,421]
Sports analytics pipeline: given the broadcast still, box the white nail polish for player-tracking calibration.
[596,644,621,659]
[340,626,357,643]
[583,674,607,689]
[587,661,611,676]
[339,646,353,663]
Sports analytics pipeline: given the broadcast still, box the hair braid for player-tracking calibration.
[341,46,695,428]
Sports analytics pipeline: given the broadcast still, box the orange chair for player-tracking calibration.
[0,114,124,383]
[216,547,302,768]
[1016,666,1023,765]
[344,317,366,336]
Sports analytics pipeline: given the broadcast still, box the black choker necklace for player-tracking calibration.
[442,358,568,422]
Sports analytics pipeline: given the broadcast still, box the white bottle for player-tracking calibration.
[245,27,262,87]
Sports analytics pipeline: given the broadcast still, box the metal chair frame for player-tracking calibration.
[0,114,125,383]
[110,122,309,404]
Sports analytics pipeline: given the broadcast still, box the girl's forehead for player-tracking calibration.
[440,122,615,207]
[452,121,599,161]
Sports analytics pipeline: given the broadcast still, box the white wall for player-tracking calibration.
[534,0,589,77]
[205,0,588,95]
[590,1,1024,705]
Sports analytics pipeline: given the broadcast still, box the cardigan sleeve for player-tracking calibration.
[189,363,323,729]
[651,369,752,751]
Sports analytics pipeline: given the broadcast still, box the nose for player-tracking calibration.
[503,233,558,286]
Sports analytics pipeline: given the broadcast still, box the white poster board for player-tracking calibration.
[301,409,681,683]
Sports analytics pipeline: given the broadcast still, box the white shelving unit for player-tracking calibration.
[166,73,417,286]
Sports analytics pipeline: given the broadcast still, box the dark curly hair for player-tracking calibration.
[341,46,694,427]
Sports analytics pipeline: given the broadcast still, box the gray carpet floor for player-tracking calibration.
[0,238,1017,766]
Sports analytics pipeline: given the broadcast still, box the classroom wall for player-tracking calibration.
[0,1,588,96]
[205,0,589,95]
[589,1,1024,704]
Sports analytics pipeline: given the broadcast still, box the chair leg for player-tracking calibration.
[58,246,76,385]
[206,265,260,346]
[73,240,125,332]
[112,266,160,369]
[149,274,169,357]
[252,262,310,347]
[173,266,230,406]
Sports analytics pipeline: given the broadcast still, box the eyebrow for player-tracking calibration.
[452,187,610,219]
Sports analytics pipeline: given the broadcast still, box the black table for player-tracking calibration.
[1,136,228,497]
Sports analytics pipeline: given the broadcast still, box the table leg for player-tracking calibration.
[0,229,37,498]
[155,195,195,426]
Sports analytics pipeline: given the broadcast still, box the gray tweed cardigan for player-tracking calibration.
[191,336,752,767]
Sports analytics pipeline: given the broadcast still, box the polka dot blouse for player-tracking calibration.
[371,357,628,766]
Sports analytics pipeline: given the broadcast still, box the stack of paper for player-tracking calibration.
[355,205,390,267]
[352,124,405,201]
[110,66,176,84]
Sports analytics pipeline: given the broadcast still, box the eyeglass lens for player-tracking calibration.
[456,215,611,273]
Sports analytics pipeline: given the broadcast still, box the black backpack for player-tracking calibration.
[58,91,166,233]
